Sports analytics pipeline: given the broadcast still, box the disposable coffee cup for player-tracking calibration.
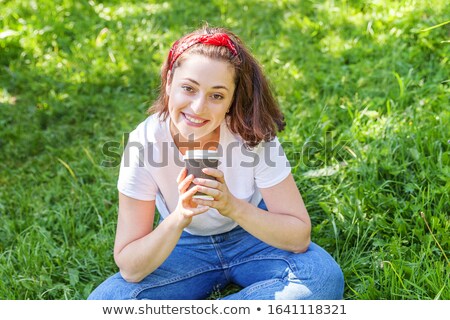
[183,150,220,200]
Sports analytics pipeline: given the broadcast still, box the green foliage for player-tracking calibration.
[1,0,449,299]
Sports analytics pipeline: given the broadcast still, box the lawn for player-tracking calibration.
[0,0,448,299]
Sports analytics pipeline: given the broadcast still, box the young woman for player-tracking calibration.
[88,26,344,300]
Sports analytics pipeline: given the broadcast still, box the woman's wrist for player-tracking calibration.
[166,210,191,232]
[224,197,246,221]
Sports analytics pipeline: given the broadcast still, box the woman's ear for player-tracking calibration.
[165,70,172,96]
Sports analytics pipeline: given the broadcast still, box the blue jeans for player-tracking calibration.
[88,201,344,300]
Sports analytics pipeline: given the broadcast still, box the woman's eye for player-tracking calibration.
[212,94,224,100]
[182,85,194,92]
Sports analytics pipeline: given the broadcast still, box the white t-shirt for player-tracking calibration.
[117,113,291,235]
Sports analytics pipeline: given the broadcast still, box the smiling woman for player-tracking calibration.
[87,25,344,300]
[166,55,236,147]
[149,27,286,149]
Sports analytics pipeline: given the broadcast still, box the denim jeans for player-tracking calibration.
[88,200,344,300]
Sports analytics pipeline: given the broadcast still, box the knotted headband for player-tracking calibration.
[168,33,239,71]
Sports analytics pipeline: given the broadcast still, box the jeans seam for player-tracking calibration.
[228,255,299,274]
[240,279,282,299]
[131,266,222,299]
[211,237,232,282]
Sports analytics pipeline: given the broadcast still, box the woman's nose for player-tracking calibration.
[191,95,207,114]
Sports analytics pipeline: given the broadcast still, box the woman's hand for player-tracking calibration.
[174,168,210,230]
[192,168,240,218]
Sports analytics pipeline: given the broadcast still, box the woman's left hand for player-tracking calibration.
[191,168,239,217]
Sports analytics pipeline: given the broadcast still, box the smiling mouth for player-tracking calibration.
[182,112,209,126]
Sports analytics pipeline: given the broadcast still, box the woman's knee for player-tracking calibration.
[87,286,111,300]
[87,273,136,300]
[289,243,344,299]
[324,259,345,298]
[310,248,344,299]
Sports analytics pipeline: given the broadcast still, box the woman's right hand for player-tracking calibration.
[174,167,210,230]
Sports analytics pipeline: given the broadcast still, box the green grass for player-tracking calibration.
[0,0,449,299]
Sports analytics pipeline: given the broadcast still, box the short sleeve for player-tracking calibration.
[254,136,291,189]
[117,129,158,201]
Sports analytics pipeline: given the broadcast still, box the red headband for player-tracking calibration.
[168,33,238,71]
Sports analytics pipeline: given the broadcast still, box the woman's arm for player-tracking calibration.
[229,174,311,253]
[193,171,311,253]
[113,193,183,283]
[114,169,210,283]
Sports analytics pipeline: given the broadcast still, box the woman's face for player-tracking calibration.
[166,54,236,144]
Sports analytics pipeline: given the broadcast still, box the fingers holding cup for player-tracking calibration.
[183,149,220,200]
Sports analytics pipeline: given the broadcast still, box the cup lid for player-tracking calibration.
[183,149,220,160]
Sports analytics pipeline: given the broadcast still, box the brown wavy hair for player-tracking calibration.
[147,25,285,148]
